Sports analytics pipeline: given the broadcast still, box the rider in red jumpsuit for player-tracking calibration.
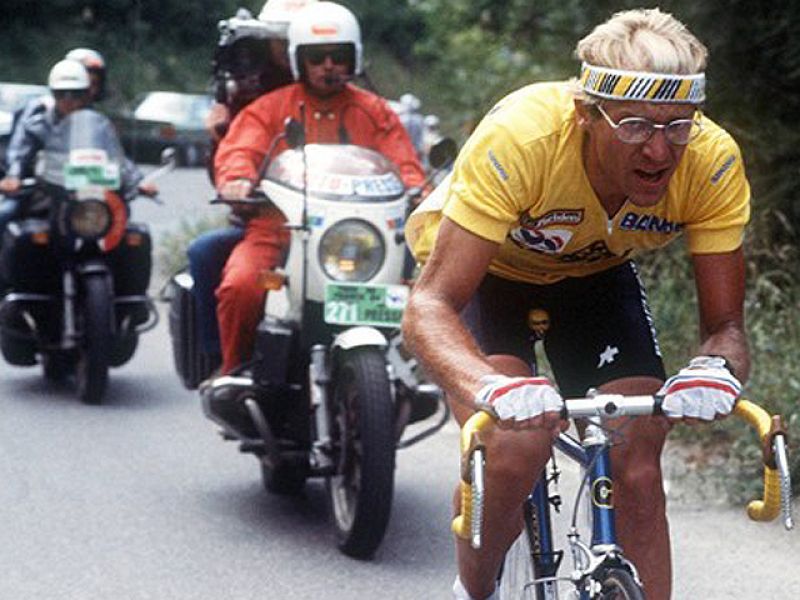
[214,1,425,374]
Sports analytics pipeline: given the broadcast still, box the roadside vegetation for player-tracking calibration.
[3,0,797,498]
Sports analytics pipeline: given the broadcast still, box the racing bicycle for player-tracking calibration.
[453,393,793,599]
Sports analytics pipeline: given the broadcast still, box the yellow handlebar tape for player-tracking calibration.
[452,411,494,540]
[734,399,783,522]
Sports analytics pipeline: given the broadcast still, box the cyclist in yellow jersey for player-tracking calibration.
[403,8,749,600]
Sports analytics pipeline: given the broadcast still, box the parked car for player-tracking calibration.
[0,82,50,172]
[115,91,213,167]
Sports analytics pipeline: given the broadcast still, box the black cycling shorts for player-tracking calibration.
[462,261,666,398]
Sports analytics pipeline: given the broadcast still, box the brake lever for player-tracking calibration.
[773,434,794,530]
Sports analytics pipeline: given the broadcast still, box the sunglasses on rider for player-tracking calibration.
[595,103,702,146]
[303,45,352,67]
[53,89,87,100]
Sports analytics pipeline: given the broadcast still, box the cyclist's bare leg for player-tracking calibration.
[599,376,671,600]
[451,354,558,600]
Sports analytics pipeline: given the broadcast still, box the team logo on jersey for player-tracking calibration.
[711,155,736,184]
[487,150,509,181]
[509,226,573,254]
[524,209,584,228]
[560,240,626,263]
[509,210,582,254]
[619,212,683,234]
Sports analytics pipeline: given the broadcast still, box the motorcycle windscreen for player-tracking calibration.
[37,109,126,191]
[265,144,405,202]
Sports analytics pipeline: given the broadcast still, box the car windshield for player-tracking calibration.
[39,109,126,189]
[0,83,49,112]
[134,92,213,128]
[266,144,405,202]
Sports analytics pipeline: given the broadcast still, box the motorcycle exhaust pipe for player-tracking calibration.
[200,376,278,462]
[200,374,255,432]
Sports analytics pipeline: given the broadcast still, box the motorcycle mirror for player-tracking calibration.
[160,147,178,167]
[428,137,457,170]
[284,118,306,149]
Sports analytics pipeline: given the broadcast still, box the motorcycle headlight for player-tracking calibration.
[319,219,385,282]
[69,200,112,239]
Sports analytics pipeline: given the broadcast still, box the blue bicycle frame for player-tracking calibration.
[525,429,619,599]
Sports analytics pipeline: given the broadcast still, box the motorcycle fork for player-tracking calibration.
[309,344,334,471]
[61,271,77,349]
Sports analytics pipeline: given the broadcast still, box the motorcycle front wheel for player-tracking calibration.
[77,274,112,404]
[327,347,395,559]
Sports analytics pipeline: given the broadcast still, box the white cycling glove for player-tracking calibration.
[659,355,742,420]
[475,374,563,422]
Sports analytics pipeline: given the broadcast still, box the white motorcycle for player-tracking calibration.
[169,121,455,558]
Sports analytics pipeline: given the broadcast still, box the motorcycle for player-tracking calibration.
[166,122,455,558]
[0,109,168,404]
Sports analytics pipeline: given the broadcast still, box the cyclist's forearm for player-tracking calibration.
[402,294,494,410]
[697,320,750,382]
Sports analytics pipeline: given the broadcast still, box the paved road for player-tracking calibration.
[0,167,796,599]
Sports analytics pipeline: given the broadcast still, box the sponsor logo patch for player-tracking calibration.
[559,240,621,263]
[487,150,509,181]
[619,212,683,234]
[509,226,573,254]
[521,209,584,229]
[508,209,583,254]
[711,155,736,184]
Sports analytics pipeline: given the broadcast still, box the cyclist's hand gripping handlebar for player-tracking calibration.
[452,393,659,549]
[453,395,794,551]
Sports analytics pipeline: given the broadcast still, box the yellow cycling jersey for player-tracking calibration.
[407,82,751,284]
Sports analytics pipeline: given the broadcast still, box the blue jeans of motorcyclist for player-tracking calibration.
[0,197,22,290]
[0,196,20,234]
[187,226,244,356]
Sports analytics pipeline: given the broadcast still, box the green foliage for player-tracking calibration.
[156,214,228,279]
[0,0,247,108]
[341,0,425,64]
[636,228,800,498]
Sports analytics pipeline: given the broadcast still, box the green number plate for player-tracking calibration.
[324,282,409,327]
[64,164,121,190]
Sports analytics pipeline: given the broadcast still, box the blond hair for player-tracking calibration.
[572,9,707,104]
[577,8,706,71]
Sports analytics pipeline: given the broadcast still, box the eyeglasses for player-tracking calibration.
[595,103,702,146]
[53,89,87,100]
[304,45,352,67]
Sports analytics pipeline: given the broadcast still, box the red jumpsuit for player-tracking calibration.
[214,82,425,373]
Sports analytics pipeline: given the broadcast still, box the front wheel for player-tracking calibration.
[498,532,538,599]
[593,568,646,600]
[77,274,112,404]
[327,347,396,559]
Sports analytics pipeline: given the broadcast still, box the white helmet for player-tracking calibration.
[424,114,441,129]
[258,0,318,39]
[217,8,272,46]
[48,59,90,91]
[288,2,362,80]
[65,47,106,71]
[400,93,421,112]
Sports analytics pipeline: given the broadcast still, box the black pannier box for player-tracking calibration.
[167,272,218,390]
[0,219,60,292]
